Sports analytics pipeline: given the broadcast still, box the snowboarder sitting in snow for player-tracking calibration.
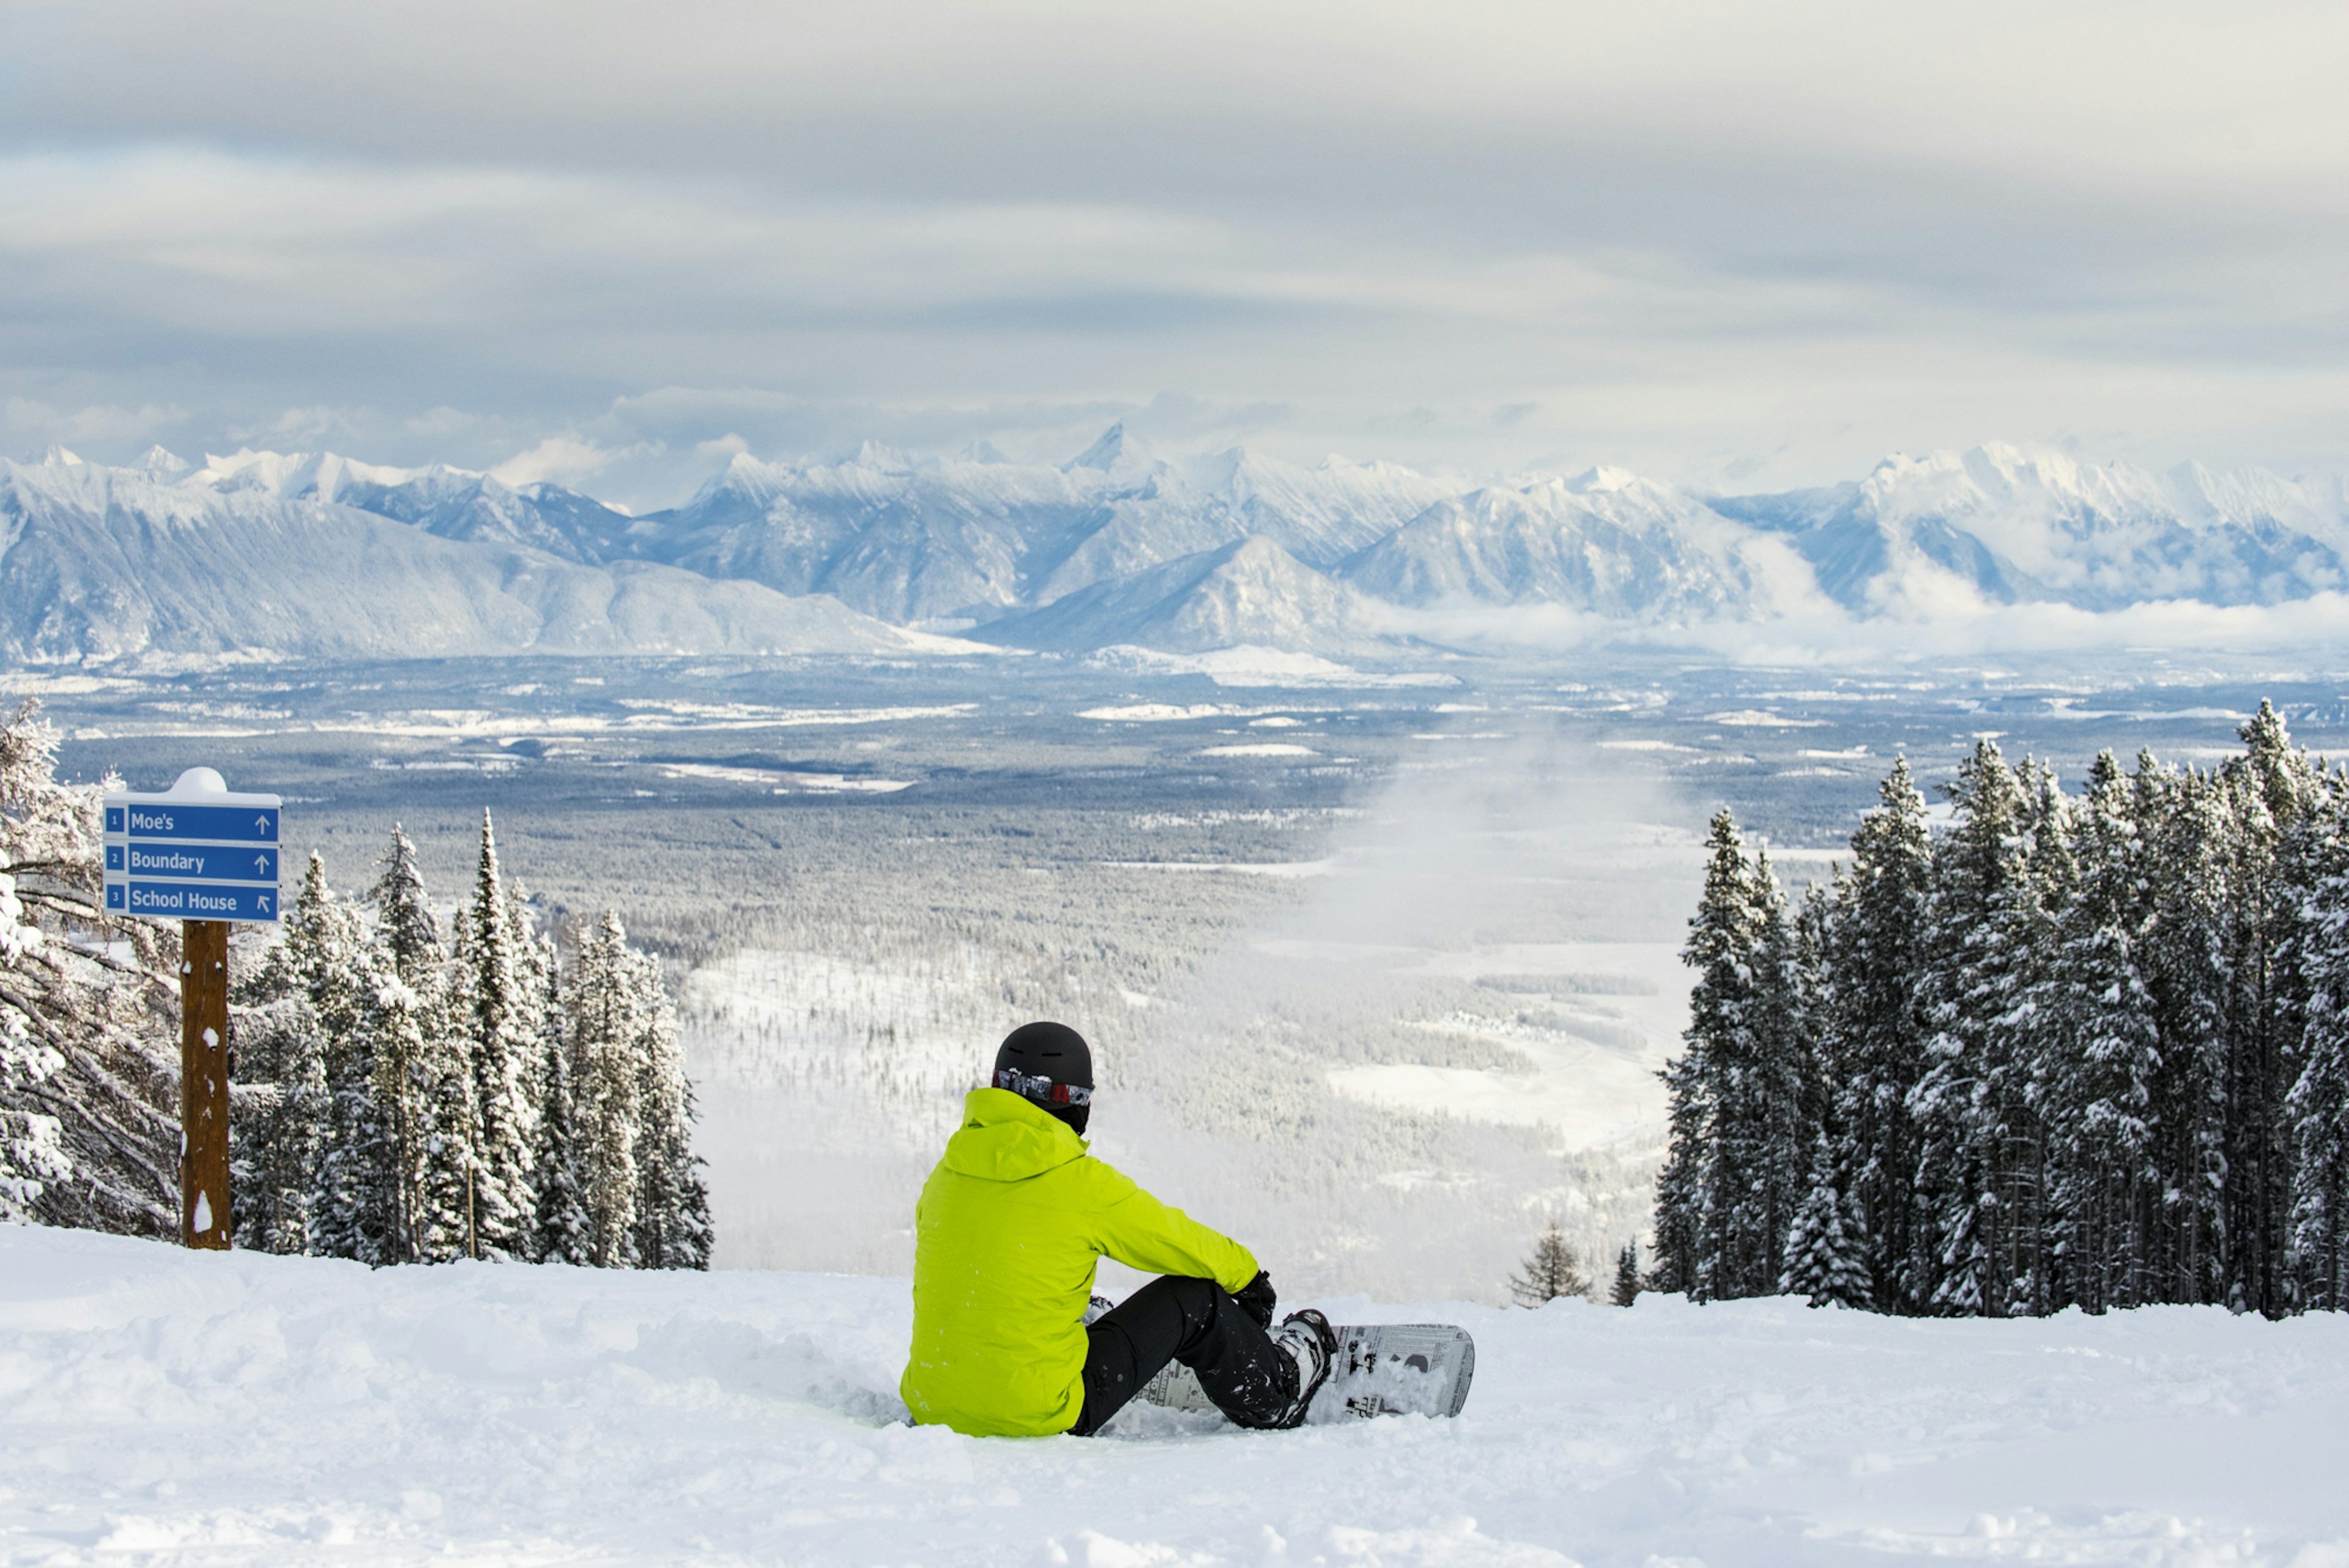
[900,1021,1337,1436]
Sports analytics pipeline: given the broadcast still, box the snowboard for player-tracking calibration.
[1137,1322,1475,1424]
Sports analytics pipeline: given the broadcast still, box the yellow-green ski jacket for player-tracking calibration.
[899,1087,1260,1436]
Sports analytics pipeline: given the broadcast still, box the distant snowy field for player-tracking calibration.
[9,1228,2349,1567]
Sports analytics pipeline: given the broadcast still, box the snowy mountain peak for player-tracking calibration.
[193,447,308,492]
[979,531,1384,655]
[672,450,790,511]
[191,448,459,500]
[1860,443,2174,510]
[1963,444,2128,503]
[125,445,191,477]
[847,439,913,473]
[1067,422,1159,478]
[39,445,83,467]
[2160,459,2337,532]
[1563,465,1644,496]
[1849,442,2312,529]
[1863,448,1960,485]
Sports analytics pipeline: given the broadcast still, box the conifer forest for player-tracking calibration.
[1654,703,2349,1318]
[0,698,711,1269]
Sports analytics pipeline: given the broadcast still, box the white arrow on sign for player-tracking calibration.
[253,853,272,875]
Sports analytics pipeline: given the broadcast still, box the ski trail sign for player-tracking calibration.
[104,770,283,923]
[101,768,283,1250]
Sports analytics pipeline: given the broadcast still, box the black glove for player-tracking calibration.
[1233,1270,1277,1329]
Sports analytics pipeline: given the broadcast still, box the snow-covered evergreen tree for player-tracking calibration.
[268,855,399,1265]
[1907,740,2038,1317]
[1998,760,2075,1317]
[530,922,588,1267]
[1819,756,1934,1311]
[1657,811,1799,1301]
[517,888,585,1266]
[1650,1050,1701,1295]
[455,812,543,1261]
[2288,777,2349,1307]
[1772,873,1831,1254]
[0,868,70,1220]
[2033,750,2162,1312]
[1719,844,1820,1298]
[1610,1241,1642,1307]
[369,825,440,985]
[625,936,711,1271]
[0,699,177,1235]
[2133,754,2232,1304]
[566,910,642,1268]
[363,970,436,1263]
[228,995,327,1255]
[1655,814,1736,1300]
[1779,1132,1871,1309]
[416,986,481,1263]
[2216,702,2326,1313]
[365,824,455,1264]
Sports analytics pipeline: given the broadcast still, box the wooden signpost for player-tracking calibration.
[102,768,283,1250]
[179,919,232,1247]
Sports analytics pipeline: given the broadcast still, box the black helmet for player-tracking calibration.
[993,1020,1093,1135]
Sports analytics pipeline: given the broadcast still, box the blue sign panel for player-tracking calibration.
[119,804,278,844]
[122,844,276,884]
[116,881,281,921]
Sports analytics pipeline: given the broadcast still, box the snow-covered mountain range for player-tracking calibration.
[0,448,931,662]
[5,434,2344,663]
[1713,447,2349,617]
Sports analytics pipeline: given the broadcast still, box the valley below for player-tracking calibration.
[26,647,2343,1302]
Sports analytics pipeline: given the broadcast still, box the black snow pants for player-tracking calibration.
[1069,1274,1295,1436]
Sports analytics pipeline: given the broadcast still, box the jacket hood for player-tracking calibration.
[942,1087,1089,1181]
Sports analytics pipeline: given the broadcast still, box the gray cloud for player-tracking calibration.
[1,395,187,449]
[4,0,2345,500]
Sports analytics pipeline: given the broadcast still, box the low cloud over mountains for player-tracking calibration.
[5,429,2345,664]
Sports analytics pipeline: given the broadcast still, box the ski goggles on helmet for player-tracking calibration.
[993,1067,1093,1107]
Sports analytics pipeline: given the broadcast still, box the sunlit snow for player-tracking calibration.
[7,1227,2347,1566]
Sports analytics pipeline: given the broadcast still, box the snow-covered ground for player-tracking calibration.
[677,773,1709,1294]
[8,1226,2348,1567]
[1300,940,1687,1153]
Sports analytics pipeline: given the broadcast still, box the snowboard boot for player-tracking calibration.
[1267,1309,1338,1429]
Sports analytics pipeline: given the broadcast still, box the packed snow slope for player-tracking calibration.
[10,433,2348,661]
[7,1227,2349,1567]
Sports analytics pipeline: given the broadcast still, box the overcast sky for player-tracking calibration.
[3,1,2344,507]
